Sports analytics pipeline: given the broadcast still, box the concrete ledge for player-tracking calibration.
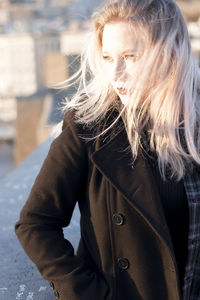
[0,138,80,300]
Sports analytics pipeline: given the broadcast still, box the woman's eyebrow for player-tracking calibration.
[102,49,136,55]
[121,49,136,53]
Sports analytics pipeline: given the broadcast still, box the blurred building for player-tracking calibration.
[176,0,200,22]
[0,96,16,123]
[15,87,68,165]
[15,90,52,165]
[14,92,51,165]
[0,96,16,141]
[0,23,89,165]
[0,0,10,26]
[60,26,88,55]
[0,32,61,97]
[0,34,37,96]
[188,18,200,64]
[44,53,68,86]
[13,28,88,165]
[35,33,61,87]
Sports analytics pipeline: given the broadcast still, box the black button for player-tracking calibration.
[54,291,60,299]
[50,282,54,289]
[113,214,124,225]
[118,258,129,270]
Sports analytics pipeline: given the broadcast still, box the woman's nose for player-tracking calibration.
[112,59,125,82]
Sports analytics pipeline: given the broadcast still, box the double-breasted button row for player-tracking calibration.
[113,214,129,270]
[118,258,129,270]
[112,213,124,225]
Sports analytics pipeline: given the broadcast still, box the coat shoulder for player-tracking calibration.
[61,107,123,151]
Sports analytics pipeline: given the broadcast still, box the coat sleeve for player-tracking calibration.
[15,110,109,300]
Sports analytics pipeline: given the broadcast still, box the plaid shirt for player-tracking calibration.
[141,136,200,299]
[183,170,200,300]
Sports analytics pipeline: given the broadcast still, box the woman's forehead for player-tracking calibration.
[102,21,145,53]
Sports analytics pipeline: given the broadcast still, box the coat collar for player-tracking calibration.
[91,123,174,251]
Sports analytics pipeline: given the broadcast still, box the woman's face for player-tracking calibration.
[102,20,144,104]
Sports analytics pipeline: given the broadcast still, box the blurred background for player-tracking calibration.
[0,0,199,180]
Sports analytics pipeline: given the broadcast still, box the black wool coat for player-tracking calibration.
[15,110,182,300]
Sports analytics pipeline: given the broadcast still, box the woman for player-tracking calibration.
[15,0,200,299]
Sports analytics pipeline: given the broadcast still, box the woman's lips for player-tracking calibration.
[116,87,127,95]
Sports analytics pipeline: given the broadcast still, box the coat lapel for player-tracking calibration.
[91,126,174,251]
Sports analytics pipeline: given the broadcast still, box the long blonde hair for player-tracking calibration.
[61,0,200,180]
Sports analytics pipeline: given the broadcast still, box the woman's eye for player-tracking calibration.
[124,54,139,61]
[102,56,113,62]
